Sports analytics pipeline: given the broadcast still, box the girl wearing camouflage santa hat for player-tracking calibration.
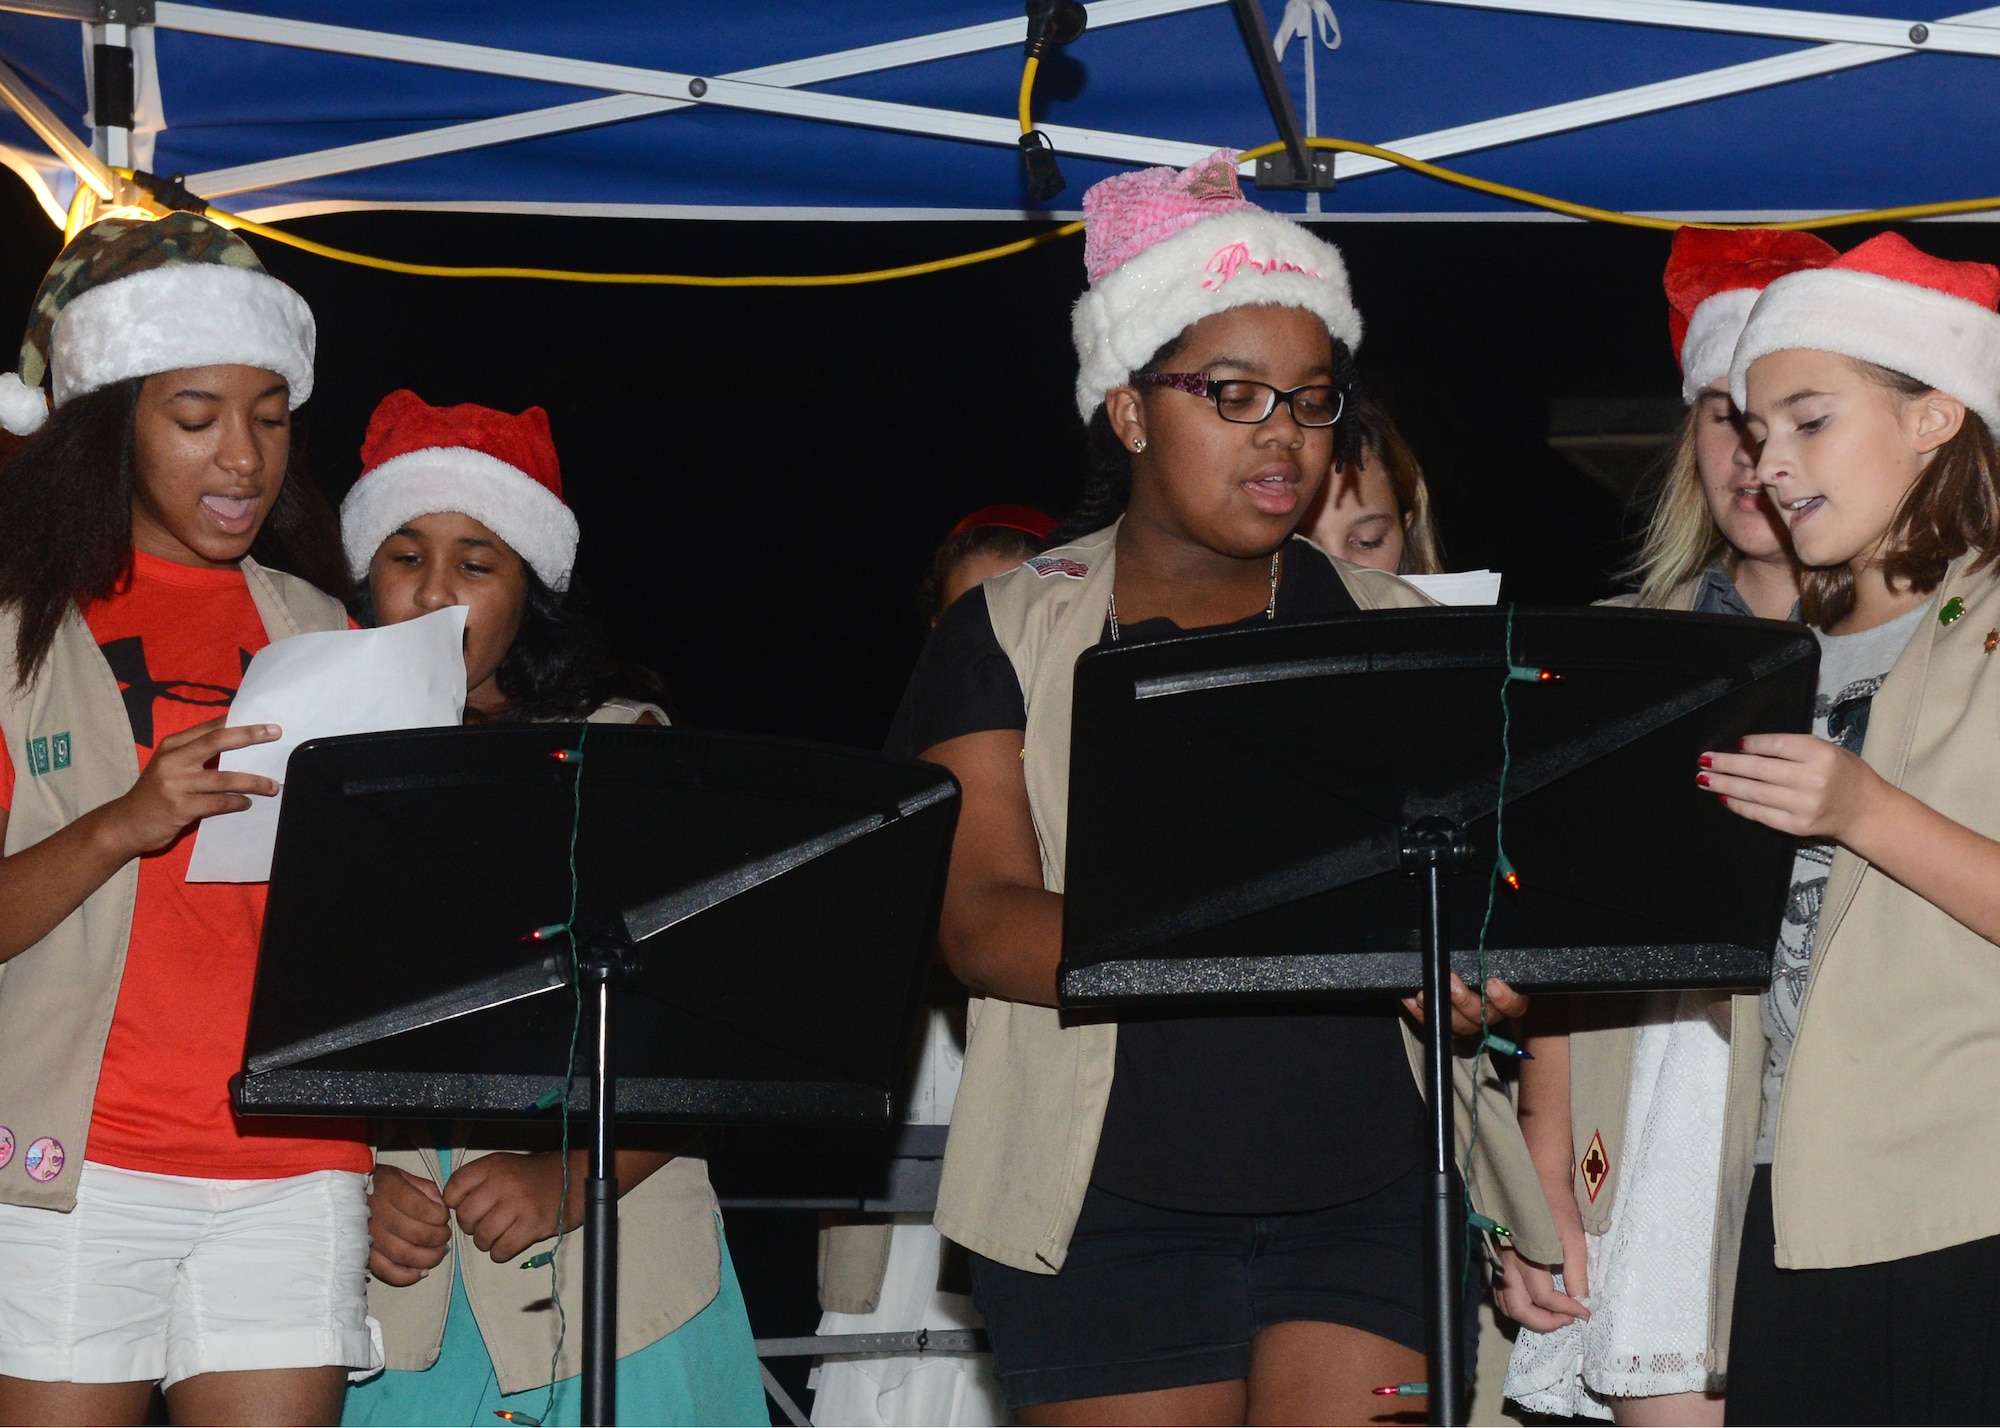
[1694,231,2000,1422]
[337,390,766,1427]
[1500,227,1832,1427]
[882,150,1554,1424]
[0,211,372,1426]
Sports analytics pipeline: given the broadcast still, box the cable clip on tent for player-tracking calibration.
[1019,0,1087,200]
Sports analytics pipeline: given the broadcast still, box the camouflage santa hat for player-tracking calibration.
[0,210,314,436]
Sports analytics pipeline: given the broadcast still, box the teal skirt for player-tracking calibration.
[343,1191,765,1427]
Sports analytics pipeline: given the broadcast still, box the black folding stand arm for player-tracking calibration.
[1401,816,1471,1427]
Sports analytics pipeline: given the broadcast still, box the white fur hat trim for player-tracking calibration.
[1730,268,2000,434]
[341,445,581,591]
[1679,288,1757,404]
[0,370,48,434]
[48,264,314,410]
[1071,208,1362,419]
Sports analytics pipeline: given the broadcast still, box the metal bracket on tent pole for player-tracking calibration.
[1228,0,1336,190]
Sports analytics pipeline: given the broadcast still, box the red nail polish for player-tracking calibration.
[1700,754,1714,769]
[1719,794,1729,805]
[1737,737,1745,751]
[1697,772,1711,787]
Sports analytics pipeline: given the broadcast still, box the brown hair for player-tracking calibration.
[1799,363,2000,629]
[916,524,1050,625]
[1325,391,1445,576]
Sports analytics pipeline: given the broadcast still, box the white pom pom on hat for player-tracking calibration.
[0,371,48,435]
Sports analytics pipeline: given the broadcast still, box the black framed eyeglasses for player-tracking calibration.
[1136,372,1346,428]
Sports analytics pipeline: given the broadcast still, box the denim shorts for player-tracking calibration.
[967,1164,1426,1409]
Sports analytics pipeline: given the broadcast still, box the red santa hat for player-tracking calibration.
[1070,150,1361,420]
[341,389,579,590]
[1663,227,1837,404]
[949,504,1057,540]
[1729,231,2000,434]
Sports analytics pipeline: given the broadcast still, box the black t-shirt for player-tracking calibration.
[888,537,1423,1214]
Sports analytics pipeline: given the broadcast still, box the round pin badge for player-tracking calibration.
[23,1136,64,1183]
[0,1126,13,1171]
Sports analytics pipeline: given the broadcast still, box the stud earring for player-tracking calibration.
[1132,438,1147,453]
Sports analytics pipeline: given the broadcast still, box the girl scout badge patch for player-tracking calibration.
[1579,1130,1610,1202]
[1027,555,1089,579]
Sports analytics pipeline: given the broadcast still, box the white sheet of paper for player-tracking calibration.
[186,606,468,883]
[1402,569,1503,606]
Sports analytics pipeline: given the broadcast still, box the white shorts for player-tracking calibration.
[0,1160,382,1388]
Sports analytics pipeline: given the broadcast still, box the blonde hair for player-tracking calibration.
[1622,404,1729,608]
[1336,392,1445,577]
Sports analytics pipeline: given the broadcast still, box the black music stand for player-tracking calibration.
[231,725,959,1427]
[1057,607,1815,1425]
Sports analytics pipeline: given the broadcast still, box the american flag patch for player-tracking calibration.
[1027,555,1089,579]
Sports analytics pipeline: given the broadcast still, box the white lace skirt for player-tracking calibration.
[1503,992,1731,1419]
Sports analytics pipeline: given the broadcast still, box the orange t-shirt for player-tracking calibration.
[0,551,367,1178]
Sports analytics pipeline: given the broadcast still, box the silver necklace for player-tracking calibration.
[1108,550,1280,644]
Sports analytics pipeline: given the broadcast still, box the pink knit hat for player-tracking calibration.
[1070,150,1361,419]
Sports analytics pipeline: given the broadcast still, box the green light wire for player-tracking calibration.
[513,721,590,1427]
[1462,604,1518,1303]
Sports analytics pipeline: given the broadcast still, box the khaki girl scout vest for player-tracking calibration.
[1573,578,1765,1389]
[1764,554,2000,1270]
[366,699,729,1394]
[0,557,347,1213]
[930,520,1561,1275]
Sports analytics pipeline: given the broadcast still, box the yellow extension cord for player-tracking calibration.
[160,52,2000,287]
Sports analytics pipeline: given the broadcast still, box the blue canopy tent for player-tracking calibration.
[0,0,1993,237]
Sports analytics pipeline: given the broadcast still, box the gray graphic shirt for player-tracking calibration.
[1756,600,1931,1164]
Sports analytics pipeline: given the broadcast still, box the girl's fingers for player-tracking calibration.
[1699,752,1824,792]
[186,772,281,798]
[1695,770,1796,809]
[1733,733,1820,760]
[369,1249,424,1287]
[163,720,281,760]
[1534,1286,1590,1320]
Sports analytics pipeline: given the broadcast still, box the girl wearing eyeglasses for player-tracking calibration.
[885,152,1555,1426]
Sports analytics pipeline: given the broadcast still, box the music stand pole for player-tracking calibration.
[1402,817,1468,1427]
[580,934,627,1426]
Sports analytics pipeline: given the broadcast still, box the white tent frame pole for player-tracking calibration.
[1333,1,2000,180]
[186,0,1223,197]
[1393,0,2000,54]
[0,52,112,194]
